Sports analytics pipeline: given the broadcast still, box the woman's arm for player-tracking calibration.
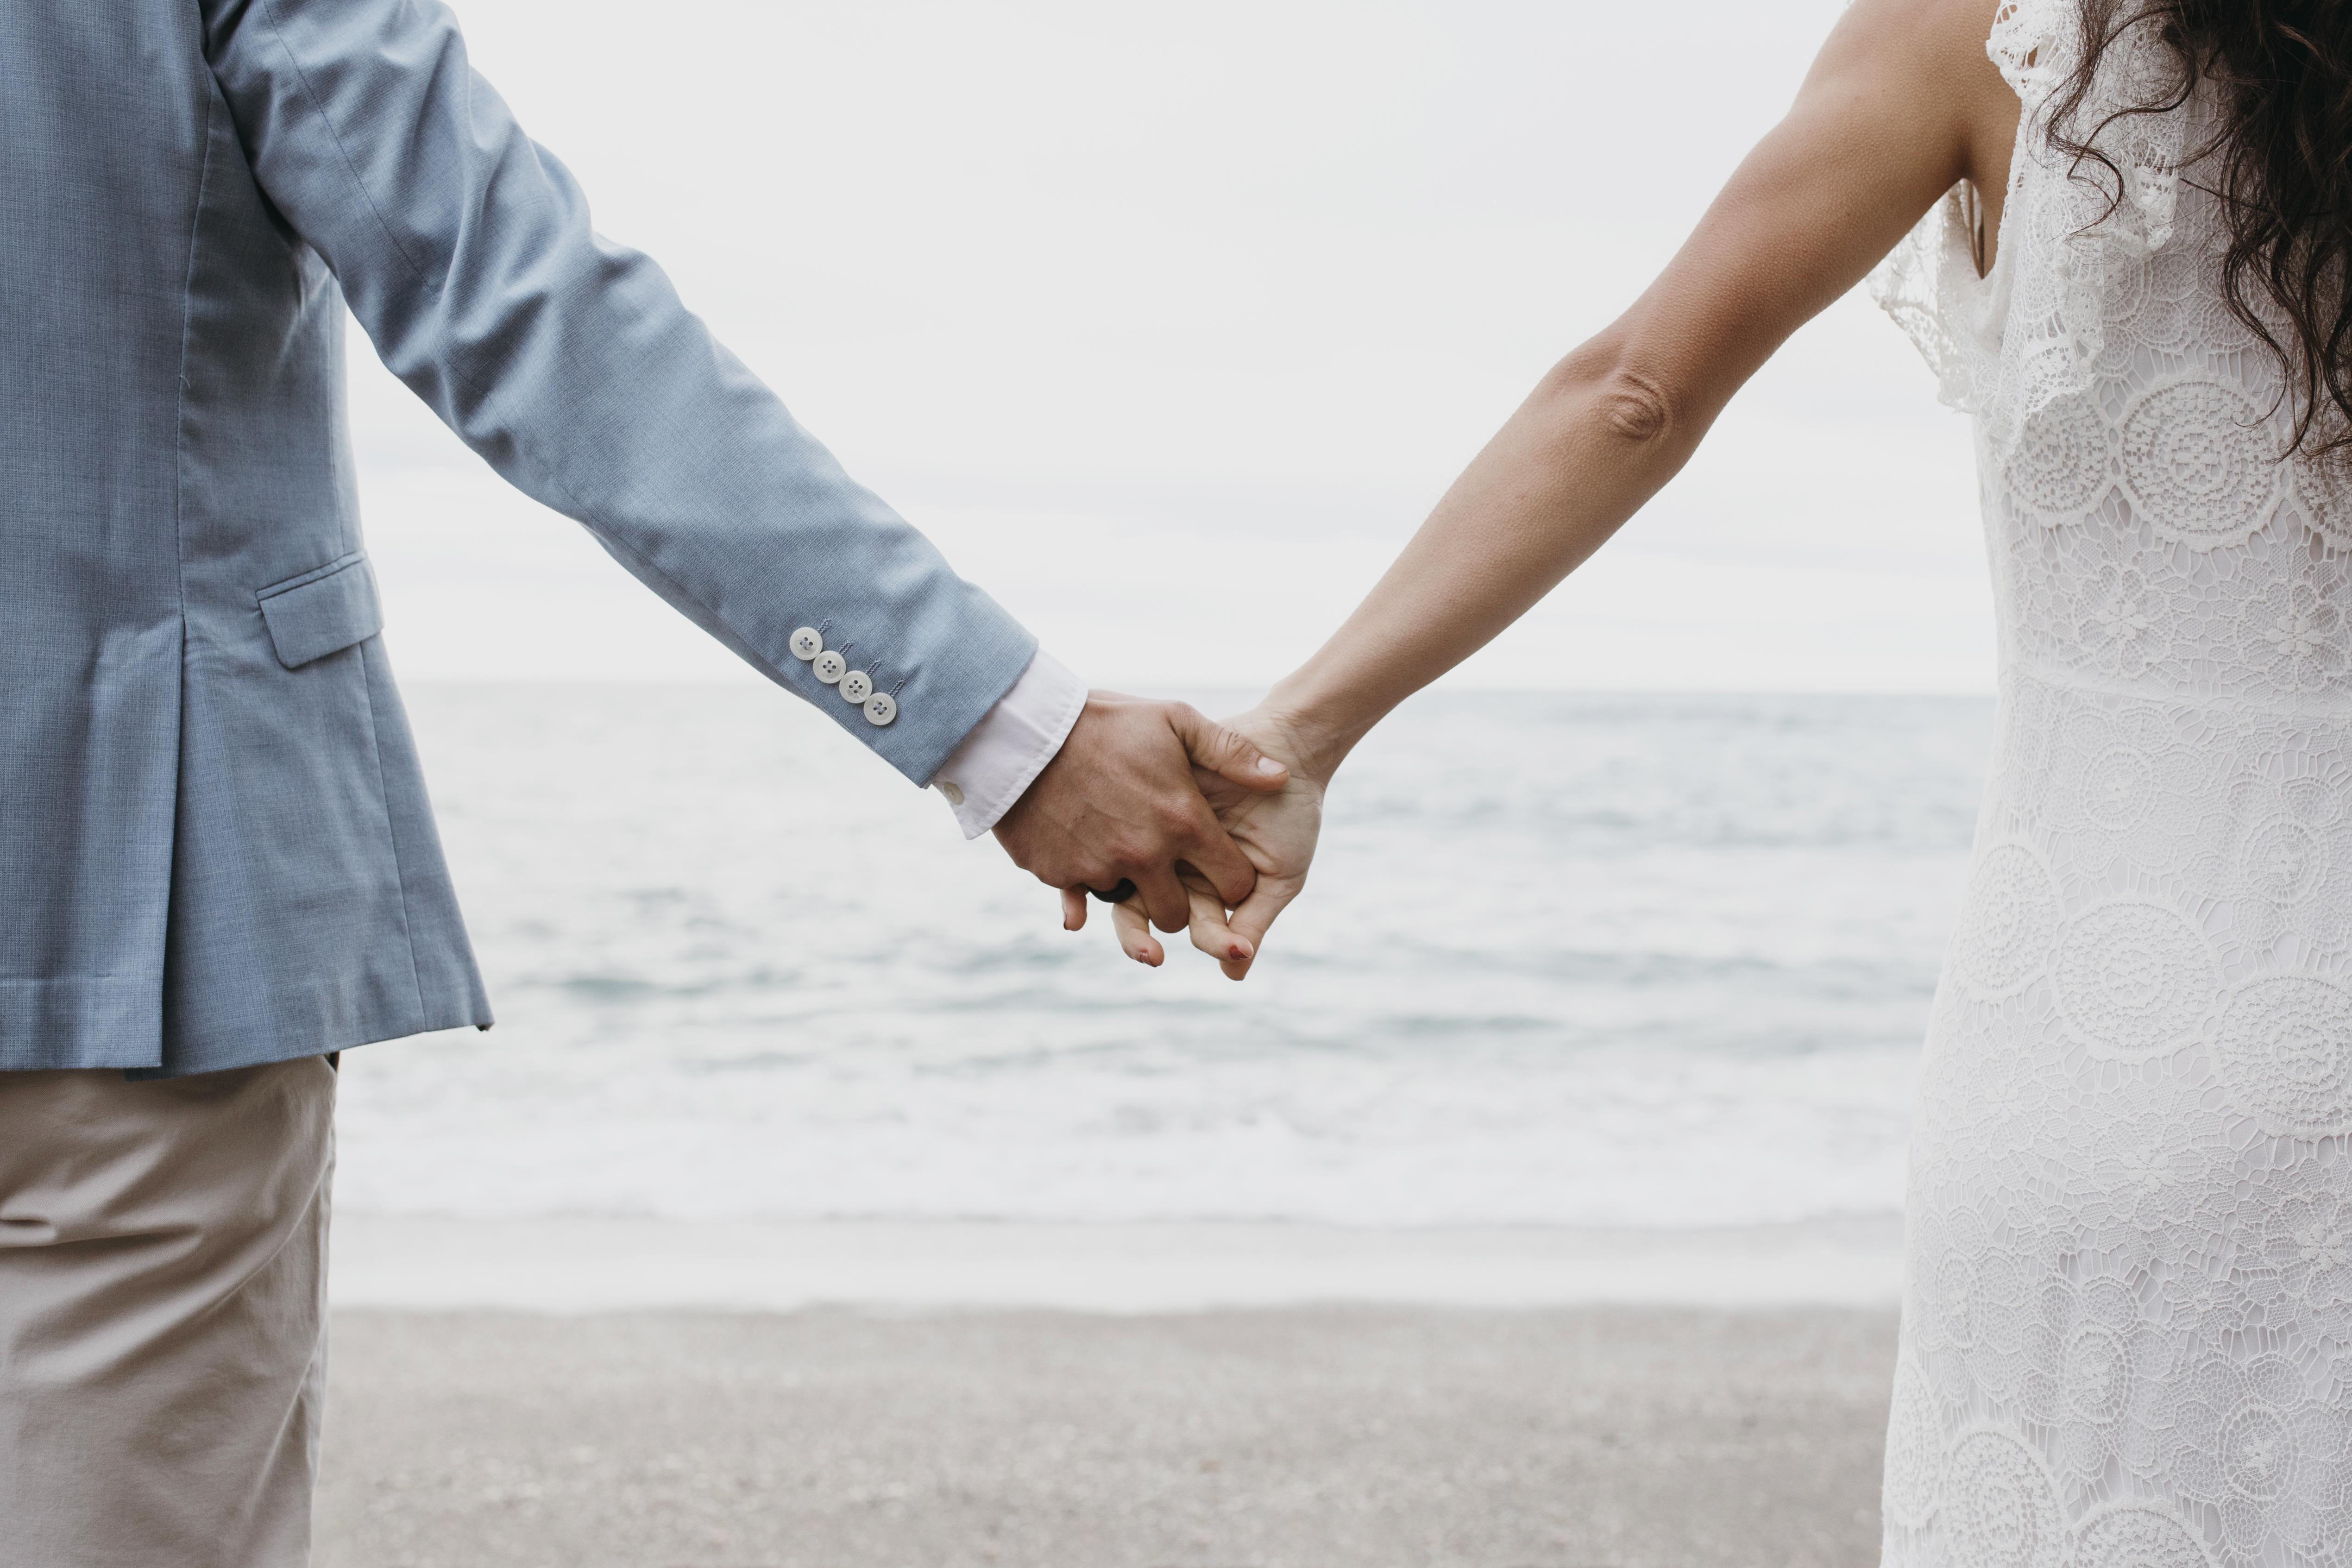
[1270,0,2016,779]
[1124,0,2023,977]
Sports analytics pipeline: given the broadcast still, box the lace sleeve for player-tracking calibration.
[1870,189,1997,416]
[1864,0,2063,418]
[1870,0,2190,457]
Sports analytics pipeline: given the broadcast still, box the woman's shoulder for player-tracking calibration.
[1828,0,2029,175]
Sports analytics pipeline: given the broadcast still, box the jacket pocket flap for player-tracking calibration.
[257,553,384,669]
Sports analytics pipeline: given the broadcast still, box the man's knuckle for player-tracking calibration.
[1151,803,1197,838]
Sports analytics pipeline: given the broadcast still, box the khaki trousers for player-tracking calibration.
[0,1056,336,1568]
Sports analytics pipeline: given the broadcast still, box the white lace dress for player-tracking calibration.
[1868,4,2352,1566]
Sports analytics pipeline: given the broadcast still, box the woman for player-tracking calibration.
[1084,0,2352,1559]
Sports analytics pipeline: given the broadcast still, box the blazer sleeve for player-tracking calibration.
[196,0,1038,785]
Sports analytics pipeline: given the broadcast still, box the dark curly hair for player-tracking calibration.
[2053,0,2352,454]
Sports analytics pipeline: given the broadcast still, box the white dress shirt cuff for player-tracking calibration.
[932,649,1088,838]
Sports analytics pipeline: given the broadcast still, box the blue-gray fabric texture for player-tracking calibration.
[0,0,1038,1076]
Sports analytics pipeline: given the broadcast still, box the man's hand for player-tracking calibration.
[992,692,1289,947]
[1103,707,1327,979]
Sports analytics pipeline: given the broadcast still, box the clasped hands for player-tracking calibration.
[990,693,1326,980]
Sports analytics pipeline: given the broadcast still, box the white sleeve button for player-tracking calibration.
[813,650,847,684]
[937,779,963,805]
[863,692,898,726]
[789,627,824,661]
[839,670,874,703]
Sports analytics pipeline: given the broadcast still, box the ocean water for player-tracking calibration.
[332,683,1993,1230]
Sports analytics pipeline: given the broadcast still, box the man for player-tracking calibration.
[0,2,1284,1562]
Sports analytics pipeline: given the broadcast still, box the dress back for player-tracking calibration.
[1869,3,2352,1564]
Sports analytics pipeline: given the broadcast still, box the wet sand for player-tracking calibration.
[314,1304,1896,1568]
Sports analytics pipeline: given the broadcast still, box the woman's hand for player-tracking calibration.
[1083,707,1326,979]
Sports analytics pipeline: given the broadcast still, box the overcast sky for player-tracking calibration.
[350,0,1993,692]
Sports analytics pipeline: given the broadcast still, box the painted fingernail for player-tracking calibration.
[1228,945,1248,960]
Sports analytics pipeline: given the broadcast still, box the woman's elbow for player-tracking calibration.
[1596,368,1680,446]
[1537,347,1692,458]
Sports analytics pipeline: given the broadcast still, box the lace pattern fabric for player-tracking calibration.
[1871,3,2352,1565]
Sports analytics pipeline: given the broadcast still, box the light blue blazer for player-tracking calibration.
[0,0,1038,1076]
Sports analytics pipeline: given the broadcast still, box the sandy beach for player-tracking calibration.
[325,1215,1907,1314]
[312,1302,1896,1568]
